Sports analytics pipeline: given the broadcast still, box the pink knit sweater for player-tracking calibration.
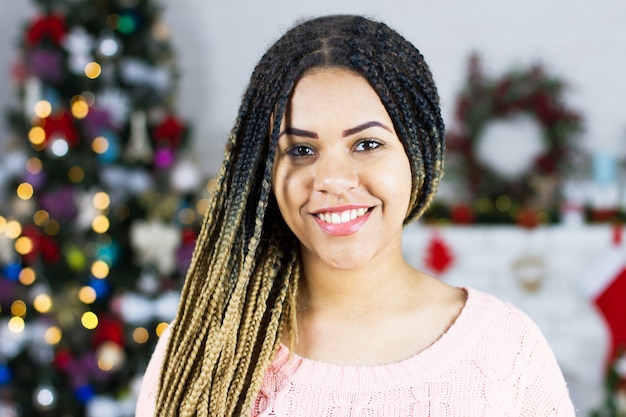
[136,287,576,416]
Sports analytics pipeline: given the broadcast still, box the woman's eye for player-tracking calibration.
[355,139,382,152]
[286,145,315,157]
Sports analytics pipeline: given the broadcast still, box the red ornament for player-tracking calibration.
[92,314,125,347]
[20,224,61,265]
[152,113,185,149]
[181,227,197,244]
[43,111,80,147]
[53,347,73,371]
[424,231,454,275]
[25,13,67,47]
[450,204,475,224]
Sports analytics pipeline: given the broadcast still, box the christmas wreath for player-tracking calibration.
[428,54,583,225]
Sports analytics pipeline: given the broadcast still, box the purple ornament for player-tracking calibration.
[83,106,115,138]
[0,277,19,304]
[38,186,78,222]
[154,147,174,169]
[23,169,47,191]
[176,242,194,276]
[28,49,64,83]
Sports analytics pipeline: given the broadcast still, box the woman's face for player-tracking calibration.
[272,68,412,271]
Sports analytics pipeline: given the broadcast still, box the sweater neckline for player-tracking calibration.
[272,287,494,390]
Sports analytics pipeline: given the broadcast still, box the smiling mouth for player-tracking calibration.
[315,207,371,224]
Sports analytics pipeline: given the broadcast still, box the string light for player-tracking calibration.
[91,215,110,234]
[26,157,43,174]
[33,294,53,314]
[178,207,195,225]
[78,286,97,304]
[91,260,110,278]
[28,126,46,147]
[49,137,69,157]
[93,192,110,210]
[84,62,102,80]
[19,267,37,285]
[5,220,22,239]
[81,311,98,330]
[16,183,34,200]
[8,316,25,333]
[14,236,33,256]
[68,166,85,183]
[43,219,60,236]
[155,322,169,336]
[44,326,62,345]
[11,300,27,317]
[132,327,149,344]
[33,210,50,227]
[33,100,52,118]
[92,136,109,154]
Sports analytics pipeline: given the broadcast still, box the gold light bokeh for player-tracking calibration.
[68,166,85,183]
[93,192,111,210]
[14,236,33,256]
[5,220,22,239]
[16,183,34,200]
[8,316,25,333]
[132,327,150,344]
[92,215,110,234]
[26,158,43,174]
[11,300,27,317]
[91,260,110,278]
[34,100,52,118]
[84,62,102,79]
[33,294,53,314]
[156,322,169,337]
[19,267,36,285]
[33,210,50,227]
[92,136,109,154]
[78,286,97,304]
[45,326,62,345]
[28,126,46,146]
[178,207,195,225]
[81,311,99,330]
[44,219,60,236]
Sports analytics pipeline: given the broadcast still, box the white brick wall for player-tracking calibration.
[403,223,616,415]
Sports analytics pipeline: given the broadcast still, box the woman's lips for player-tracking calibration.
[312,206,372,236]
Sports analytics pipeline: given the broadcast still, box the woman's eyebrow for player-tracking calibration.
[342,121,391,137]
[278,127,319,138]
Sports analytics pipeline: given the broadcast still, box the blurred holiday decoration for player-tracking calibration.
[423,231,454,275]
[583,226,626,416]
[424,54,584,225]
[0,1,212,416]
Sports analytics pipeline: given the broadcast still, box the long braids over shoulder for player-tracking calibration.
[155,14,445,417]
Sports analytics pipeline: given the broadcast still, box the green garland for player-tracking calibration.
[426,54,584,225]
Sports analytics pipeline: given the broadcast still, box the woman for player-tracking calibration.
[136,14,575,416]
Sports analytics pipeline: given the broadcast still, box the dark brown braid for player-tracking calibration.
[155,14,445,416]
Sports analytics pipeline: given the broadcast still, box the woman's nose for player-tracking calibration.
[313,152,359,196]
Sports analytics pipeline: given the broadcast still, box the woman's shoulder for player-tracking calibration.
[458,287,556,360]
[463,287,546,334]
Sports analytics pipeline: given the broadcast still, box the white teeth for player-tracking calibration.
[317,208,369,224]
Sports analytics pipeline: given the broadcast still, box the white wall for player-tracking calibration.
[161,0,626,175]
[1,1,625,175]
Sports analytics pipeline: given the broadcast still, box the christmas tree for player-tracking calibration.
[0,1,209,416]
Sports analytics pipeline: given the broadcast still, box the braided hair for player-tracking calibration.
[156,14,445,416]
